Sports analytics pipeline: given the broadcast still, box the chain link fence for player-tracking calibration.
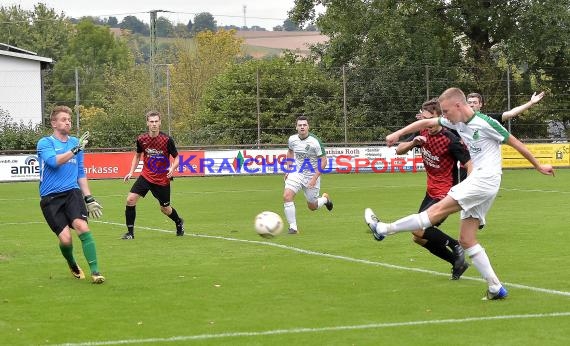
[1,64,569,151]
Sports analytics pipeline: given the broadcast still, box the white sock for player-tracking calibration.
[465,244,501,290]
[385,211,432,234]
[317,196,327,209]
[284,202,297,230]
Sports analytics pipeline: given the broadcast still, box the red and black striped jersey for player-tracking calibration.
[419,128,470,199]
[136,132,178,186]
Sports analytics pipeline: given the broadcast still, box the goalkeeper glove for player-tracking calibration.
[71,131,90,155]
[84,195,103,219]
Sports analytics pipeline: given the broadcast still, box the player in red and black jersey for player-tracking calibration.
[396,98,472,279]
[122,111,185,239]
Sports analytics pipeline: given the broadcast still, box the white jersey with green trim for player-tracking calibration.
[288,133,326,177]
[439,111,509,175]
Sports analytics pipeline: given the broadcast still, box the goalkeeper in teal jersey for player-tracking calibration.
[37,105,105,284]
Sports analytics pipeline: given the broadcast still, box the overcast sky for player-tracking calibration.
[8,0,300,30]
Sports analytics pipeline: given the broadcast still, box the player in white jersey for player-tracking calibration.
[364,88,554,300]
[283,116,333,234]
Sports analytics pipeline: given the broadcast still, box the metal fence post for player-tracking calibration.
[507,65,511,132]
[256,67,261,148]
[166,66,171,136]
[425,65,430,100]
[343,65,347,143]
[75,67,80,135]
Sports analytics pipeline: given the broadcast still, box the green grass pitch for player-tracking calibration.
[1,169,569,345]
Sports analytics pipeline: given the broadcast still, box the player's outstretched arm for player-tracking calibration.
[506,135,555,176]
[502,91,545,122]
[386,118,437,147]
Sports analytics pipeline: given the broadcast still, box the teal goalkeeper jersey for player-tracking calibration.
[37,135,86,197]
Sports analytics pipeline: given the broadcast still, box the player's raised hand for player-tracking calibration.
[530,91,545,105]
[78,131,90,150]
[71,131,90,155]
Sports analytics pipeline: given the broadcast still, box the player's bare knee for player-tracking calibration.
[412,234,425,245]
[57,228,73,244]
[307,202,318,211]
[458,235,476,249]
[283,191,294,202]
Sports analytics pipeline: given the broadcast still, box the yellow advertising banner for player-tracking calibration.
[502,143,570,168]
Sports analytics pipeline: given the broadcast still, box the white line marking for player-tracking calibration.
[51,312,570,345]
[0,221,44,226]
[500,187,570,194]
[96,220,570,298]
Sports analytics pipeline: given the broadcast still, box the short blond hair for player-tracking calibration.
[50,105,73,122]
[439,87,467,104]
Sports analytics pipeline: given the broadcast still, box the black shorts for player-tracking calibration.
[40,189,88,235]
[130,176,171,207]
[418,193,446,227]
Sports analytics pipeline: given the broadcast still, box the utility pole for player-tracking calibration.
[150,9,169,103]
[243,5,247,29]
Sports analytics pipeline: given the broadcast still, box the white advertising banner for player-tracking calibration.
[0,147,425,181]
[325,147,424,173]
[201,147,424,176]
[202,149,288,175]
[0,154,40,181]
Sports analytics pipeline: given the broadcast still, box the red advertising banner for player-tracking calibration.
[83,151,205,179]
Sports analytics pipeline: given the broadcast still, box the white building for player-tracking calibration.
[0,43,53,125]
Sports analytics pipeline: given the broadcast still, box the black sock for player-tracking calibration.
[125,205,136,234]
[421,227,456,264]
[423,241,455,264]
[422,226,459,248]
[168,207,182,224]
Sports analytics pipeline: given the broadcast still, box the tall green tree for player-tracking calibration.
[195,54,343,145]
[50,19,134,108]
[156,16,174,37]
[107,16,119,27]
[500,1,570,136]
[290,0,570,137]
[291,1,463,136]
[193,12,217,33]
[120,15,149,35]
[283,18,301,31]
[168,29,243,138]
[0,3,72,61]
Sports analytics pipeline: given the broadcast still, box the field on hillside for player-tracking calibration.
[1,170,569,345]
[154,31,327,58]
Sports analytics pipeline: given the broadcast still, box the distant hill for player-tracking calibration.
[236,31,329,56]
[110,28,329,58]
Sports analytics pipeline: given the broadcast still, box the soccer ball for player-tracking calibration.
[254,211,284,238]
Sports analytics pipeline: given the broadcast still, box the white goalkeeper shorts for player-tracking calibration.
[448,168,501,227]
[284,172,321,203]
